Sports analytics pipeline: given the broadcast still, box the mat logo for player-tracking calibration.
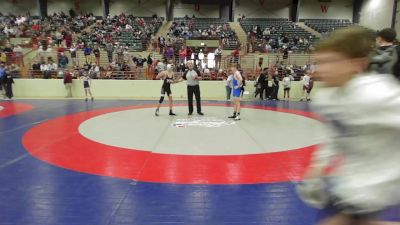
[172,117,236,128]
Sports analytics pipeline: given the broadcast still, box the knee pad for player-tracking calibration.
[159,96,165,104]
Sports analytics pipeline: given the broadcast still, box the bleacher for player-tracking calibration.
[173,17,230,33]
[240,18,317,53]
[301,19,352,33]
[0,33,7,46]
[171,17,240,50]
[113,32,148,51]
[113,17,163,51]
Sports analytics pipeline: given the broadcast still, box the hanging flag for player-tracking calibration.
[259,0,265,6]
[74,0,80,11]
[320,4,329,13]
[195,3,200,12]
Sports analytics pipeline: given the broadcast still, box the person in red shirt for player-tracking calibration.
[32,24,41,32]
[232,48,240,64]
[63,69,73,98]
[65,33,73,48]
[93,46,101,66]
[186,48,192,61]
[179,46,187,65]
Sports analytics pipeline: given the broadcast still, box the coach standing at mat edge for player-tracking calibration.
[183,60,204,116]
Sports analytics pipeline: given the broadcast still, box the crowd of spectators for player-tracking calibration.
[0,43,23,77]
[0,13,32,38]
[80,13,163,49]
[167,16,240,50]
[247,25,315,54]
[169,19,236,40]
[1,10,316,84]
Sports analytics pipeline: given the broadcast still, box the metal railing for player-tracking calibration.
[28,70,137,80]
[4,52,24,67]
[24,67,306,82]
[21,52,312,81]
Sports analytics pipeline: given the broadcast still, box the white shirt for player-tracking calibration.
[57,70,64,78]
[198,52,204,60]
[207,52,215,60]
[4,27,14,35]
[312,73,400,213]
[49,63,58,70]
[302,75,310,87]
[13,47,23,53]
[310,64,316,73]
[282,75,294,88]
[226,74,233,87]
[40,64,48,71]
[16,18,23,25]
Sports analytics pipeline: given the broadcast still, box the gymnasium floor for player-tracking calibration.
[0,99,399,225]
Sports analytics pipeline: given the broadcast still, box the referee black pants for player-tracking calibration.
[187,85,201,114]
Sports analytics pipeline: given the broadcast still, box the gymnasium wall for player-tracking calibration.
[235,0,290,19]
[48,1,236,19]
[13,79,321,100]
[359,0,395,31]
[109,0,166,17]
[47,0,74,15]
[174,2,220,18]
[48,0,103,16]
[0,0,38,16]
[298,0,353,21]
[396,0,400,37]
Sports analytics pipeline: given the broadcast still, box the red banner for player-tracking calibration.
[74,0,80,11]
[194,3,200,12]
[320,4,329,13]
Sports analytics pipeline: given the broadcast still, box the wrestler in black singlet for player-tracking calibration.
[161,74,173,96]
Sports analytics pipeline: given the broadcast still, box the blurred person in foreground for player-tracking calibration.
[297,26,400,225]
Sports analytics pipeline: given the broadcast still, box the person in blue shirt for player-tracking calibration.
[0,63,5,97]
[227,66,243,121]
[3,66,14,99]
[84,46,92,64]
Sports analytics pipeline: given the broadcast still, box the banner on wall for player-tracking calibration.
[74,0,80,11]
[320,4,329,13]
[259,0,265,6]
[8,0,18,4]
[194,3,200,12]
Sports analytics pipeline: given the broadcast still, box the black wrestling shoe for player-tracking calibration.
[228,113,237,119]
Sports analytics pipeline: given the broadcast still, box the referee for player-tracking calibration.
[183,60,204,116]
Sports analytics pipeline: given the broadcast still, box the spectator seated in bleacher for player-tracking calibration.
[84,13,163,51]
[302,19,352,34]
[169,18,240,50]
[241,18,317,54]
